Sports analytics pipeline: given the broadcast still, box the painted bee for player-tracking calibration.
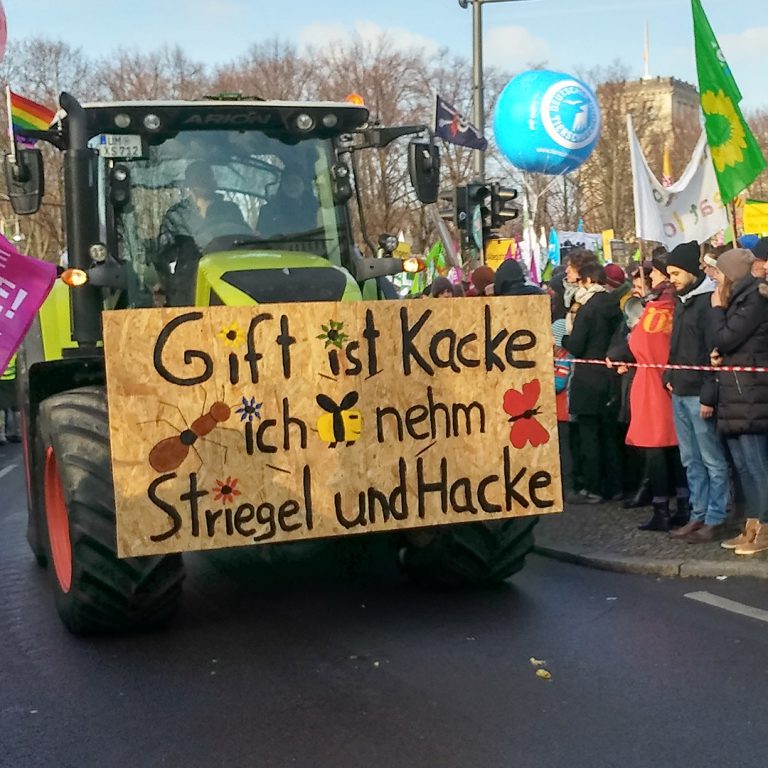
[316,392,363,448]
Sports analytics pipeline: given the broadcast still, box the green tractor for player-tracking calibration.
[5,93,536,634]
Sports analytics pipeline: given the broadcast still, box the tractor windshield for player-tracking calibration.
[103,130,349,307]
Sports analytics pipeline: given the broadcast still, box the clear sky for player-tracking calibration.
[6,0,768,109]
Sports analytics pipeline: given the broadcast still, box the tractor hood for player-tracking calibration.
[194,250,362,306]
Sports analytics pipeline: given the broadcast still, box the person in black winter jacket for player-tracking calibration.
[664,241,729,543]
[562,262,622,503]
[707,248,768,555]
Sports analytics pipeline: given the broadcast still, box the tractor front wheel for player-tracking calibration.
[38,386,185,634]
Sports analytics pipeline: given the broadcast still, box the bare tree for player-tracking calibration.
[212,39,313,101]
[745,108,768,201]
[0,38,97,104]
[95,45,208,100]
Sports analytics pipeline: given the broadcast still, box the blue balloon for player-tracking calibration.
[493,70,602,175]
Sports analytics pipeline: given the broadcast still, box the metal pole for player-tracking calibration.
[472,0,485,181]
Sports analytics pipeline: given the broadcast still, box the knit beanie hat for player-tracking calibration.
[604,263,626,289]
[471,265,495,295]
[650,255,668,276]
[751,237,768,262]
[430,276,454,297]
[716,248,755,281]
[666,240,701,276]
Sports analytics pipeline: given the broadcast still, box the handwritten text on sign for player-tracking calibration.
[103,298,562,558]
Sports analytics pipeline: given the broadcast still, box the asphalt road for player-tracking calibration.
[1,443,767,768]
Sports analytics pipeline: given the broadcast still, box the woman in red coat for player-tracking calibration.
[610,260,688,531]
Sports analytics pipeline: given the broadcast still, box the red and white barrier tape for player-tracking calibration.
[571,358,768,373]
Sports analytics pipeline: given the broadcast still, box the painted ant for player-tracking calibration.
[148,394,232,473]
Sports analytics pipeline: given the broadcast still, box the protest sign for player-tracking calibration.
[103,298,563,557]
[0,235,57,372]
[628,115,728,247]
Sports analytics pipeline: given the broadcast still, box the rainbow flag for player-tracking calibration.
[8,90,56,134]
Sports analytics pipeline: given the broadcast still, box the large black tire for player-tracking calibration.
[37,386,185,635]
[400,517,538,587]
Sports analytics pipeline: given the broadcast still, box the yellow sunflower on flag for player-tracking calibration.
[701,89,747,172]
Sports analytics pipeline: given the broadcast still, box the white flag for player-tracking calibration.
[627,115,728,248]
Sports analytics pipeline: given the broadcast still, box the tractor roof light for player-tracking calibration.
[403,256,426,274]
[295,113,315,132]
[322,113,339,128]
[61,268,89,287]
[143,113,162,131]
[345,93,365,106]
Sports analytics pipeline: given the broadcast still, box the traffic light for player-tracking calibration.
[453,186,470,231]
[467,183,493,247]
[490,184,519,228]
[444,183,519,255]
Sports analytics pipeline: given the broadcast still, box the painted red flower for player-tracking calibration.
[503,380,550,449]
[213,476,241,504]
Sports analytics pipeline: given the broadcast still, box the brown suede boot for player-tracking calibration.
[684,524,722,543]
[735,522,768,555]
[721,518,759,550]
[669,520,703,540]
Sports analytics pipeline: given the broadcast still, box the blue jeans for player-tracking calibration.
[726,434,768,524]
[672,395,729,525]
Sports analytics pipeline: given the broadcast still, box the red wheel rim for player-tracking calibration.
[44,447,72,593]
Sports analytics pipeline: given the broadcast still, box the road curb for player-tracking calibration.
[534,544,768,580]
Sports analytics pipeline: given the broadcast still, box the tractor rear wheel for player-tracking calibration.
[38,386,185,634]
[400,517,537,587]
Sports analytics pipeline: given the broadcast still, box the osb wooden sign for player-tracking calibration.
[102,297,562,557]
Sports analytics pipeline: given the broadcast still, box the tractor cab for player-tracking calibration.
[5,94,439,346]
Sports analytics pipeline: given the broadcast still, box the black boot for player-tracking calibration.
[638,500,671,532]
[669,496,690,528]
[623,477,651,509]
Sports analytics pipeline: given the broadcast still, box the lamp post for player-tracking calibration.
[458,0,530,181]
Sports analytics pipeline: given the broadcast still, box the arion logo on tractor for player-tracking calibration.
[4,93,539,634]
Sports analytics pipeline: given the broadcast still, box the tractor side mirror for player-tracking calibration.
[3,148,45,215]
[408,141,440,204]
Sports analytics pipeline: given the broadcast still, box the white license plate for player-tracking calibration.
[98,134,145,159]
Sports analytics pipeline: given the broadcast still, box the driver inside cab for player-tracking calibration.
[156,161,251,305]
[257,169,319,238]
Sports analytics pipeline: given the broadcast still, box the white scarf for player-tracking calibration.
[573,283,607,306]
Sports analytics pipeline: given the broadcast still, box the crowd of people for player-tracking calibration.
[419,237,768,557]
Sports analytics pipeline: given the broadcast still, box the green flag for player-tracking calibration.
[692,0,766,203]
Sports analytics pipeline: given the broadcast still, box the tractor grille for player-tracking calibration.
[220,267,348,303]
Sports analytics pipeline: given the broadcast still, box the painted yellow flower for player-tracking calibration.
[701,89,747,173]
[217,322,245,348]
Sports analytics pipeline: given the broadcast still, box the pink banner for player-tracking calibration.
[0,235,57,373]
